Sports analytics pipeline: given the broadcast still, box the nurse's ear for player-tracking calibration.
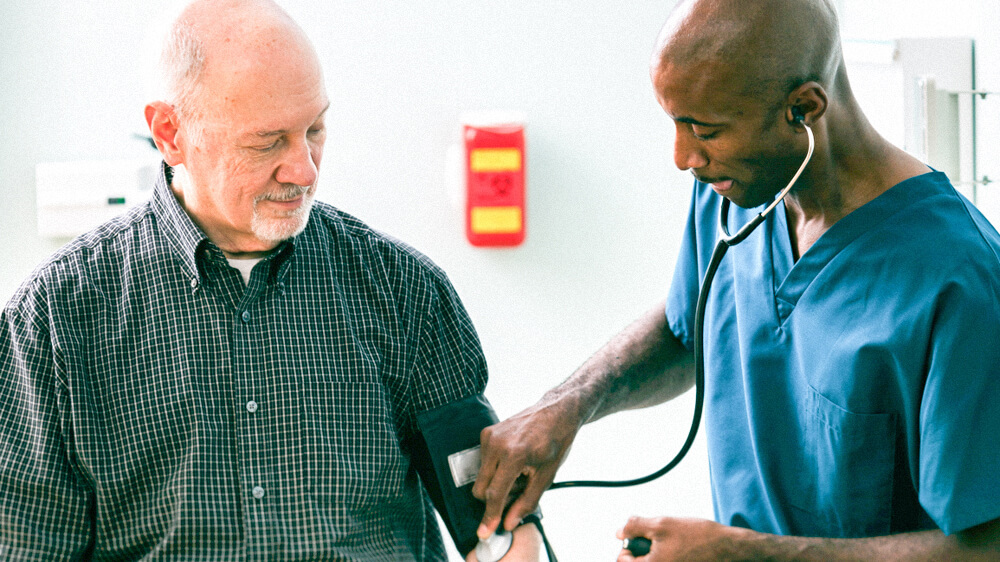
[791,106,806,125]
[785,81,828,127]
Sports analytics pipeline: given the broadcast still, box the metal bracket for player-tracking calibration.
[953,176,993,187]
[946,90,1000,100]
[940,90,996,194]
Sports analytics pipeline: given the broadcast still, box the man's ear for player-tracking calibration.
[145,101,184,166]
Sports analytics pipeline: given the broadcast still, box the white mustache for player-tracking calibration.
[256,184,311,203]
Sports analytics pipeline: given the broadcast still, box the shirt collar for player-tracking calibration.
[150,162,209,284]
[149,162,299,286]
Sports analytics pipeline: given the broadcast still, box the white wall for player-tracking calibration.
[1,1,998,560]
[838,0,1000,222]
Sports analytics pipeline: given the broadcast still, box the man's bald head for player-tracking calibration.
[146,0,329,254]
[159,0,322,134]
[652,0,845,108]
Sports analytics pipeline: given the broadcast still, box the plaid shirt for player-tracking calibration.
[0,165,487,561]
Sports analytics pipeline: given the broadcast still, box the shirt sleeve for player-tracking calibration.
[404,268,494,557]
[409,270,489,414]
[917,267,1000,535]
[0,285,94,559]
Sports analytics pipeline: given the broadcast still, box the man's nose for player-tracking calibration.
[276,138,319,187]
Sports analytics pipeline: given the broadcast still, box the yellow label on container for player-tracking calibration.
[471,206,522,234]
[470,148,522,172]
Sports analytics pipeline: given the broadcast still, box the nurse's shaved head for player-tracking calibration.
[652,0,847,107]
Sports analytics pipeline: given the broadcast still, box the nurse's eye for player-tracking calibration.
[691,126,718,141]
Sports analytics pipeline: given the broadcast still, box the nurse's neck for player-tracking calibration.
[782,110,930,261]
[783,193,845,262]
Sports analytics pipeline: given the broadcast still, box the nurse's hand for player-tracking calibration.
[616,516,746,561]
[472,395,584,538]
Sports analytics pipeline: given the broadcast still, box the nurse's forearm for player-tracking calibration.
[741,518,1000,561]
[559,300,695,426]
[473,302,694,537]
[619,516,1000,561]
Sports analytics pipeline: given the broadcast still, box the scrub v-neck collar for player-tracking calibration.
[769,171,949,323]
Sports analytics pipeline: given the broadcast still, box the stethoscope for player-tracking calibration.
[547,120,815,556]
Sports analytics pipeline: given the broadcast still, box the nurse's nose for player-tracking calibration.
[673,126,709,171]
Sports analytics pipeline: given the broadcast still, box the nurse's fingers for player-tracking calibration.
[472,449,515,539]
[474,403,577,537]
[500,470,549,532]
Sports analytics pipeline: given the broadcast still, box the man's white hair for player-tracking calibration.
[161,17,206,146]
[160,20,204,118]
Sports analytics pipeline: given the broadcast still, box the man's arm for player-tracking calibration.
[473,301,695,538]
[0,297,94,559]
[616,515,1000,561]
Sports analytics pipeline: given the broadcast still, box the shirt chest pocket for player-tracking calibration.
[787,387,897,538]
[299,376,407,509]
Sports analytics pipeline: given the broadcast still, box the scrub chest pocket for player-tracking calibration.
[786,386,896,537]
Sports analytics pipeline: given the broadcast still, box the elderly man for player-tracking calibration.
[0,1,539,560]
[473,0,1000,560]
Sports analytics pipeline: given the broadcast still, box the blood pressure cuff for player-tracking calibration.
[413,393,498,556]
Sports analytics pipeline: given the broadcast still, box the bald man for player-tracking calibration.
[473,0,1000,559]
[0,0,540,560]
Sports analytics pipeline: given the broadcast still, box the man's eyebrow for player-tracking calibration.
[250,103,332,138]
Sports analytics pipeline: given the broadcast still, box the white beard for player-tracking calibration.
[250,186,315,243]
[172,163,314,244]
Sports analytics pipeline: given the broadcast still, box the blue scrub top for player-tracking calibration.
[666,171,1000,537]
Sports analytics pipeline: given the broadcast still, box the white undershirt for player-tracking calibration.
[227,257,263,285]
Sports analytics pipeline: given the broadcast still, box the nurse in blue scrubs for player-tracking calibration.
[472,0,1000,559]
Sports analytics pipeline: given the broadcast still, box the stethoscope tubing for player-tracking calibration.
[550,123,814,491]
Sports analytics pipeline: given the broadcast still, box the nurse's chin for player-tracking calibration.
[718,192,763,210]
[722,188,781,210]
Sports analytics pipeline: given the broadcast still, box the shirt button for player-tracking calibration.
[246,400,258,413]
[252,486,265,499]
[190,278,198,289]
[241,310,251,323]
